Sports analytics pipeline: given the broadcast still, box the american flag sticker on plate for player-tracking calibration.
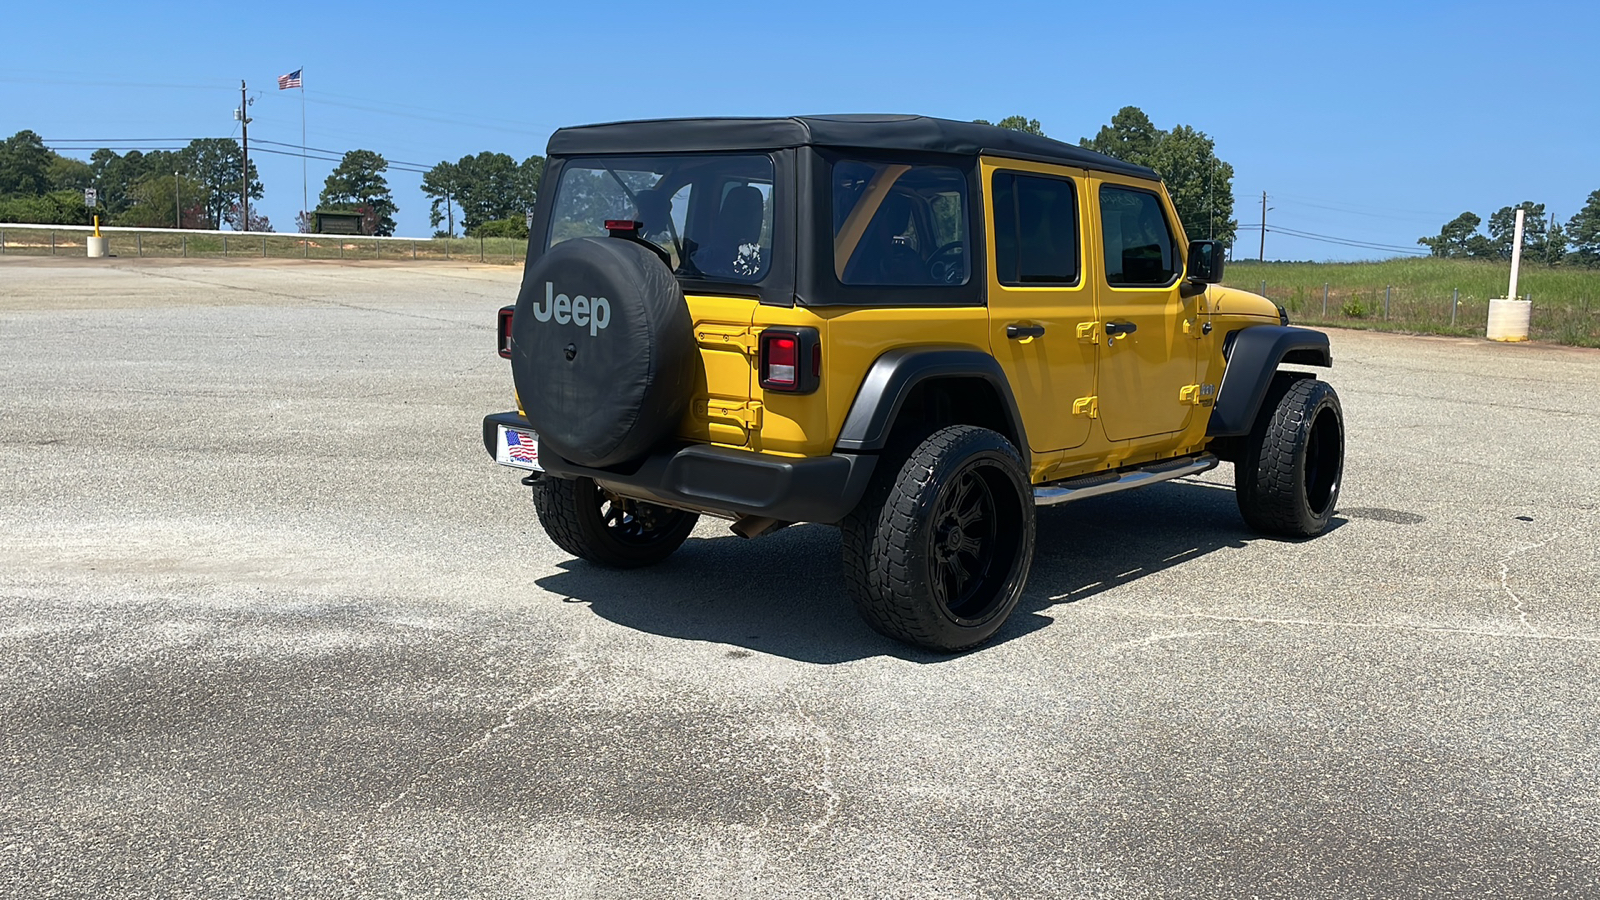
[498,427,542,470]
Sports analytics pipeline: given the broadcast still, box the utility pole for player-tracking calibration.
[239,80,251,232]
[1259,190,1267,262]
[174,170,181,229]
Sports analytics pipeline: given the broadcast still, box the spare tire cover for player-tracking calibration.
[511,237,695,468]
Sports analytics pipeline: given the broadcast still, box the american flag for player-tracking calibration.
[277,68,302,90]
[505,430,539,465]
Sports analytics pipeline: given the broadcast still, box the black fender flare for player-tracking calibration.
[833,346,1030,467]
[1208,325,1333,437]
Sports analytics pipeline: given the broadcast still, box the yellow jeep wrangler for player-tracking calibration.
[483,115,1343,651]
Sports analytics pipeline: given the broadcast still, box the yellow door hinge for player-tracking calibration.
[1072,395,1099,418]
[1076,321,1101,344]
[702,399,764,428]
[695,325,758,354]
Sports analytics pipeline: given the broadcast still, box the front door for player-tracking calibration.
[1091,179,1198,443]
[983,160,1096,455]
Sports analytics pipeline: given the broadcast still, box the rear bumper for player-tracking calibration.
[482,412,876,525]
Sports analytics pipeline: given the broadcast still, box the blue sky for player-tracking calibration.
[4,0,1596,259]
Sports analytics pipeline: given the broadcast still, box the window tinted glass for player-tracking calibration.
[832,161,969,286]
[548,154,774,283]
[992,172,1079,285]
[1099,186,1178,286]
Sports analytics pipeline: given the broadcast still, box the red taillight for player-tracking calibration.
[605,219,642,236]
[764,335,799,389]
[758,327,819,393]
[498,306,514,358]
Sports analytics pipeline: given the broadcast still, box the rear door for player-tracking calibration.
[1090,178,1198,443]
[982,159,1096,454]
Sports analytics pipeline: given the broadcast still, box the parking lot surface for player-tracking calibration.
[2,257,1597,898]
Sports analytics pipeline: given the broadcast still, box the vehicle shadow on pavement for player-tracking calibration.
[535,480,1344,664]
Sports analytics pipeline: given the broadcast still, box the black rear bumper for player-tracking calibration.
[482,412,876,525]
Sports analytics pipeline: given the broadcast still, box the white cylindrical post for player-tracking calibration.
[1488,208,1532,341]
[1508,207,1526,302]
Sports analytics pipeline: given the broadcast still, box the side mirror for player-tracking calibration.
[1186,239,1226,284]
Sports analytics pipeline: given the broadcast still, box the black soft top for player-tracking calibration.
[546,114,1158,181]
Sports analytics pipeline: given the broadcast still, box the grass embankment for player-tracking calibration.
[1225,258,1600,347]
[0,226,530,266]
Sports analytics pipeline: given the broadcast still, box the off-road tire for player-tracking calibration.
[533,476,698,568]
[842,425,1036,652]
[1235,375,1344,537]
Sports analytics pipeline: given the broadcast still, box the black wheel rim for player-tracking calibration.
[927,462,1022,622]
[592,485,689,547]
[1304,405,1341,516]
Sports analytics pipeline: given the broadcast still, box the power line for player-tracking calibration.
[247,145,432,175]
[45,138,439,175]
[1235,223,1428,255]
[251,139,436,171]
[298,94,548,138]
[298,88,559,132]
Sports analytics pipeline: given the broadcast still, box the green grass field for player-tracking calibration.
[0,226,530,266]
[1225,258,1600,347]
[7,226,1599,346]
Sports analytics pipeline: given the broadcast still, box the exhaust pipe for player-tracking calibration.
[730,515,791,539]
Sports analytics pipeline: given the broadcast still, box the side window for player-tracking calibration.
[1099,185,1178,287]
[991,172,1080,285]
[832,160,969,286]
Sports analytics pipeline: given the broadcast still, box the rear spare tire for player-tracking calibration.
[512,237,694,468]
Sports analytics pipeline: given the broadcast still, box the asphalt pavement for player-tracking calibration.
[2,257,1597,898]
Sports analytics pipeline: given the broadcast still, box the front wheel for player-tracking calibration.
[842,425,1036,652]
[533,476,698,568]
[1235,375,1345,537]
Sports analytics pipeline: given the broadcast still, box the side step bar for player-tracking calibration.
[1034,453,1219,507]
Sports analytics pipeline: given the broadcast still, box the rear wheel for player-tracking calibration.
[842,425,1036,652]
[1235,375,1345,537]
[533,476,698,568]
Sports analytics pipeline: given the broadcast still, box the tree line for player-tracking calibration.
[1419,199,1600,267]
[0,129,547,238]
[976,107,1239,245]
[0,130,264,230]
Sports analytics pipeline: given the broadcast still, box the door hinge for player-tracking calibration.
[1076,321,1101,344]
[701,399,764,428]
[1072,395,1099,418]
[695,325,758,354]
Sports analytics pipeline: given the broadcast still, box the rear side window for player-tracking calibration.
[547,154,775,284]
[1099,185,1179,287]
[832,161,969,286]
[992,172,1080,285]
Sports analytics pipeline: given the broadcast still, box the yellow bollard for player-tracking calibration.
[87,215,108,258]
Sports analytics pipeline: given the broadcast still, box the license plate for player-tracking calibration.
[496,425,542,471]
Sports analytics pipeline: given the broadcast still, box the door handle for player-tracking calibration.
[1006,323,1046,340]
[1104,320,1138,337]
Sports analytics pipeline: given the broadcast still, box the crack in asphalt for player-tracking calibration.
[788,694,841,848]
[1496,528,1578,636]
[339,635,590,896]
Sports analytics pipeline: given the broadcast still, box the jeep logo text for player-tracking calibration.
[531,282,611,337]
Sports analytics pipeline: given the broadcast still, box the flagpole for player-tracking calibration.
[300,66,307,226]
